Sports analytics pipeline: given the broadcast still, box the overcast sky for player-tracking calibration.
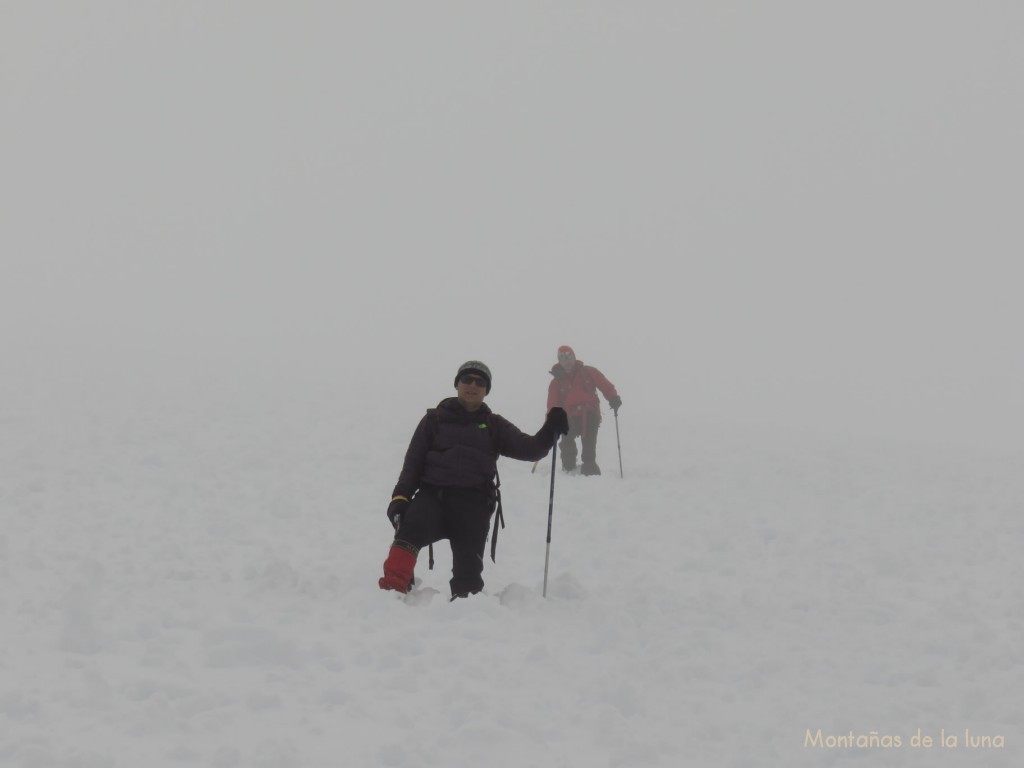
[3,2,1022,449]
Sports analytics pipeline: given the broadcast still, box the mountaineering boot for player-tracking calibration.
[580,462,601,476]
[379,545,417,593]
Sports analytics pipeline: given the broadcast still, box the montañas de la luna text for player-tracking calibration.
[804,729,1005,749]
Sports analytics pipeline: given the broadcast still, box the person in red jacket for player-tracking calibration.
[546,345,621,476]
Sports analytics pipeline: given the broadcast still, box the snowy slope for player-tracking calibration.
[3,372,1021,768]
[3,2,1023,766]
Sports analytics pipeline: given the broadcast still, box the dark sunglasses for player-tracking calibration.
[558,352,575,360]
[459,374,488,388]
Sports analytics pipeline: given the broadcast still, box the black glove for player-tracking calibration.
[608,395,622,414]
[546,407,569,436]
[386,496,409,529]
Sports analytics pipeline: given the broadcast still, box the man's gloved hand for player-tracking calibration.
[386,496,409,529]
[546,407,569,436]
[609,395,622,414]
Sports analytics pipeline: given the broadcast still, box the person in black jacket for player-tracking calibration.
[378,360,569,600]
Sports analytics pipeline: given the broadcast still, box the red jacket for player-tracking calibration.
[546,360,618,416]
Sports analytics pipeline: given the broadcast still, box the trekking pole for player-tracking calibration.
[542,433,558,597]
[614,409,623,479]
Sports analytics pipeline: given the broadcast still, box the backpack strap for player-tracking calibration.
[490,466,503,562]
[425,409,440,570]
[484,413,505,562]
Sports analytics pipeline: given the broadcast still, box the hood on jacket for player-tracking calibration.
[437,396,493,419]
[550,360,585,378]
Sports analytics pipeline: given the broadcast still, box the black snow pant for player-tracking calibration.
[559,410,600,472]
[392,484,495,597]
